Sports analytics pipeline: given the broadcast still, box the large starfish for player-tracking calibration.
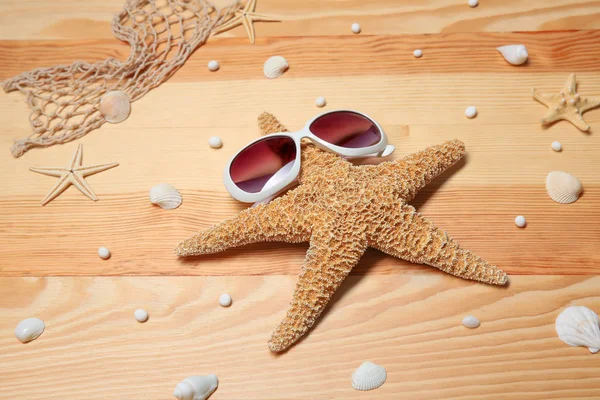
[30,144,118,205]
[532,73,600,131]
[212,0,279,44]
[176,113,508,352]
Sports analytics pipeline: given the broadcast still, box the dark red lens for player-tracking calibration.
[309,111,381,148]
[230,136,297,193]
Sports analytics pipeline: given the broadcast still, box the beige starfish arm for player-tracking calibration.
[371,203,508,286]
[539,110,563,125]
[75,162,119,177]
[374,139,465,202]
[565,111,591,131]
[70,144,83,168]
[212,15,242,34]
[531,88,556,107]
[71,172,98,201]
[242,15,256,44]
[40,174,72,206]
[580,97,600,113]
[249,13,280,22]
[563,73,577,95]
[29,167,69,177]
[268,223,368,352]
[175,193,312,256]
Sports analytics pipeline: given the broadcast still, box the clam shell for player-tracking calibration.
[497,44,528,66]
[546,171,582,204]
[351,361,387,391]
[99,90,131,123]
[149,183,182,210]
[556,306,600,353]
[263,56,289,79]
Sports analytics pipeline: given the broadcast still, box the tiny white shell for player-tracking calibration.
[15,317,45,343]
[98,246,111,259]
[413,49,423,58]
[462,315,481,328]
[263,56,289,79]
[219,293,232,307]
[173,375,219,400]
[551,141,562,152]
[514,215,526,228]
[351,361,386,391]
[149,183,182,210]
[99,90,131,123]
[208,136,223,149]
[351,23,361,34]
[315,96,326,107]
[134,309,148,323]
[497,44,528,66]
[468,0,478,7]
[465,106,477,118]
[556,306,600,353]
[207,60,219,71]
[546,171,582,204]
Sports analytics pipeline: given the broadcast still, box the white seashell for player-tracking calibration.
[219,293,232,307]
[555,306,600,353]
[207,60,219,71]
[173,375,218,400]
[514,215,526,228]
[551,141,562,152]
[546,171,582,204]
[497,45,528,66]
[413,49,423,58]
[315,96,326,107]
[465,106,477,118]
[98,246,111,259]
[134,309,148,323]
[462,315,481,328]
[149,183,182,210]
[208,136,222,149]
[15,317,45,343]
[468,0,478,7]
[263,56,289,79]
[99,90,131,123]
[351,23,361,34]
[351,361,386,391]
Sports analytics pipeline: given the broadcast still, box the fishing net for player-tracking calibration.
[2,0,241,157]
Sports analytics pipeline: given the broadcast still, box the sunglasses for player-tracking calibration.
[223,110,395,203]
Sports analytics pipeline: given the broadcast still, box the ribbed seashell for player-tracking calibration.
[497,44,528,66]
[351,361,387,391]
[263,56,289,79]
[149,183,182,210]
[555,306,600,353]
[173,375,218,400]
[546,171,582,204]
[99,90,131,123]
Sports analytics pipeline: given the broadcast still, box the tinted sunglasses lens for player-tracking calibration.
[309,111,381,148]
[230,136,297,193]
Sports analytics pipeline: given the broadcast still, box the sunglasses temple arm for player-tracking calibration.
[344,144,396,159]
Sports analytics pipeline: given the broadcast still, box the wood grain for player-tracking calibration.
[1,275,599,400]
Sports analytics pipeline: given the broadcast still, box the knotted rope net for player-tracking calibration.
[3,0,241,157]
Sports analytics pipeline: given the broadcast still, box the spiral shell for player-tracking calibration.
[351,361,387,391]
[546,171,582,204]
[263,56,289,79]
[497,44,528,66]
[149,183,182,210]
[99,90,131,123]
[173,375,218,400]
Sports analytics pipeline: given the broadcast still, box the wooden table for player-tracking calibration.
[1,1,600,398]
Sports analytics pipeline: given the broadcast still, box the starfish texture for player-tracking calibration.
[532,73,600,131]
[176,113,508,352]
[30,144,118,205]
[212,0,279,44]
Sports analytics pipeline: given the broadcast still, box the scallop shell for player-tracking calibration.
[555,306,600,353]
[497,44,528,66]
[149,183,182,210]
[99,90,131,123]
[173,375,218,400]
[546,171,582,204]
[351,361,387,391]
[263,56,289,79]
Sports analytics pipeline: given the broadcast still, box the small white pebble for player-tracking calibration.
[413,49,423,58]
[15,317,45,343]
[134,309,148,323]
[514,215,526,228]
[315,96,326,108]
[219,293,232,307]
[468,0,478,7]
[464,106,477,118]
[207,60,219,71]
[98,247,111,260]
[462,315,480,329]
[551,141,562,152]
[351,23,361,34]
[208,136,222,149]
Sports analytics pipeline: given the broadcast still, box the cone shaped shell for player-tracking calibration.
[497,44,528,65]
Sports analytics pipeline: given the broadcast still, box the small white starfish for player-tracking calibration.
[30,144,118,206]
[213,0,279,44]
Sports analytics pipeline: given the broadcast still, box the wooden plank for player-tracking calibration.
[0,275,599,399]
[0,0,599,40]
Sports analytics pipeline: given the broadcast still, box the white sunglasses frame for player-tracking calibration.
[223,109,394,203]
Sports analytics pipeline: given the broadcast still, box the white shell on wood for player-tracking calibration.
[99,90,131,123]
[546,171,582,204]
[219,293,232,307]
[15,317,45,343]
[462,315,481,328]
[98,246,111,259]
[134,309,148,322]
[173,375,218,400]
[351,361,387,391]
[556,306,600,353]
[263,56,289,79]
[497,44,529,66]
[149,183,182,210]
